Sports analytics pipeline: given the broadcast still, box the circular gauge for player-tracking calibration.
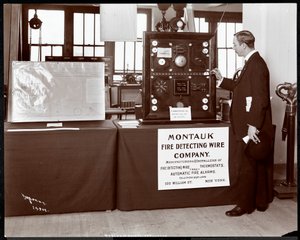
[202,41,209,47]
[202,48,208,54]
[158,58,166,65]
[154,79,168,94]
[152,40,158,46]
[174,55,187,67]
[152,98,158,104]
[152,47,158,53]
[202,105,208,111]
[152,105,158,111]
[202,98,208,104]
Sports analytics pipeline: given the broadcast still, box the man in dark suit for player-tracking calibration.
[212,30,274,217]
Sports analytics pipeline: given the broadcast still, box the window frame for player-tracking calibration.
[193,10,242,107]
[193,11,242,72]
[22,4,151,80]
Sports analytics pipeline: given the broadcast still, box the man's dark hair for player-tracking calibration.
[234,30,255,48]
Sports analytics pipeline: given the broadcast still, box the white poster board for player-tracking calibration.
[158,127,230,190]
[8,61,105,122]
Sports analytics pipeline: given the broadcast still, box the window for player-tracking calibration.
[193,11,242,78]
[216,22,243,78]
[73,12,104,57]
[113,10,150,81]
[22,5,151,82]
[27,9,65,61]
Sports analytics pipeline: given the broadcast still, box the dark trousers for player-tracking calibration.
[233,140,271,211]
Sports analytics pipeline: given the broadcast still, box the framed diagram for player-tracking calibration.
[8,61,105,122]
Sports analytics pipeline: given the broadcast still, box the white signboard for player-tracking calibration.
[169,106,192,121]
[158,127,230,190]
[8,61,105,122]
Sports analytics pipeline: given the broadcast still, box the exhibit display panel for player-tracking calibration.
[115,121,274,211]
[4,121,117,216]
[142,32,216,123]
[8,61,105,122]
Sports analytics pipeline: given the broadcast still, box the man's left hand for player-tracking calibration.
[247,124,260,144]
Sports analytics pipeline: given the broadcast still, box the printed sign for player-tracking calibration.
[158,127,229,190]
[169,106,192,121]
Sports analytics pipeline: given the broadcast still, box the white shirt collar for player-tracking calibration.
[245,50,258,61]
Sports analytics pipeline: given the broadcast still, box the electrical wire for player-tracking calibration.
[214,3,229,35]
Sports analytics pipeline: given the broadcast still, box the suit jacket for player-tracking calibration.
[220,52,273,141]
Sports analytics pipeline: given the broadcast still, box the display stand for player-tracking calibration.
[274,82,297,199]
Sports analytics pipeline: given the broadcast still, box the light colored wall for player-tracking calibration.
[243,3,297,164]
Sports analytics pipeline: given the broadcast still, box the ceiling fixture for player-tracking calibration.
[29,9,42,29]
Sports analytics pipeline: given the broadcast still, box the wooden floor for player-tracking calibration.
[4,164,297,237]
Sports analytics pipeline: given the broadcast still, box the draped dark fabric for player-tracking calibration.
[116,122,275,211]
[4,121,117,216]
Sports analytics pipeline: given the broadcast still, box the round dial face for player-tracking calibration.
[202,48,209,54]
[154,79,168,94]
[152,40,158,46]
[152,47,158,53]
[158,58,166,65]
[174,55,187,67]
[202,41,209,47]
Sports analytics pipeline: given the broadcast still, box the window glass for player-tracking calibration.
[236,23,243,32]
[194,17,209,33]
[95,47,105,57]
[41,46,51,61]
[84,46,94,56]
[217,22,226,48]
[53,46,63,56]
[74,13,83,45]
[194,18,200,32]
[218,49,227,77]
[30,46,39,61]
[113,11,149,79]
[199,17,209,33]
[74,46,83,56]
[28,9,64,44]
[227,49,236,77]
[84,13,94,45]
[216,22,243,78]
[137,13,147,39]
[95,14,103,45]
[73,12,104,57]
[115,42,125,71]
[125,42,135,71]
[135,41,143,71]
[25,6,150,76]
[226,23,235,48]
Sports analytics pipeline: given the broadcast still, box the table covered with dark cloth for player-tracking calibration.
[4,120,117,216]
[115,120,274,211]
